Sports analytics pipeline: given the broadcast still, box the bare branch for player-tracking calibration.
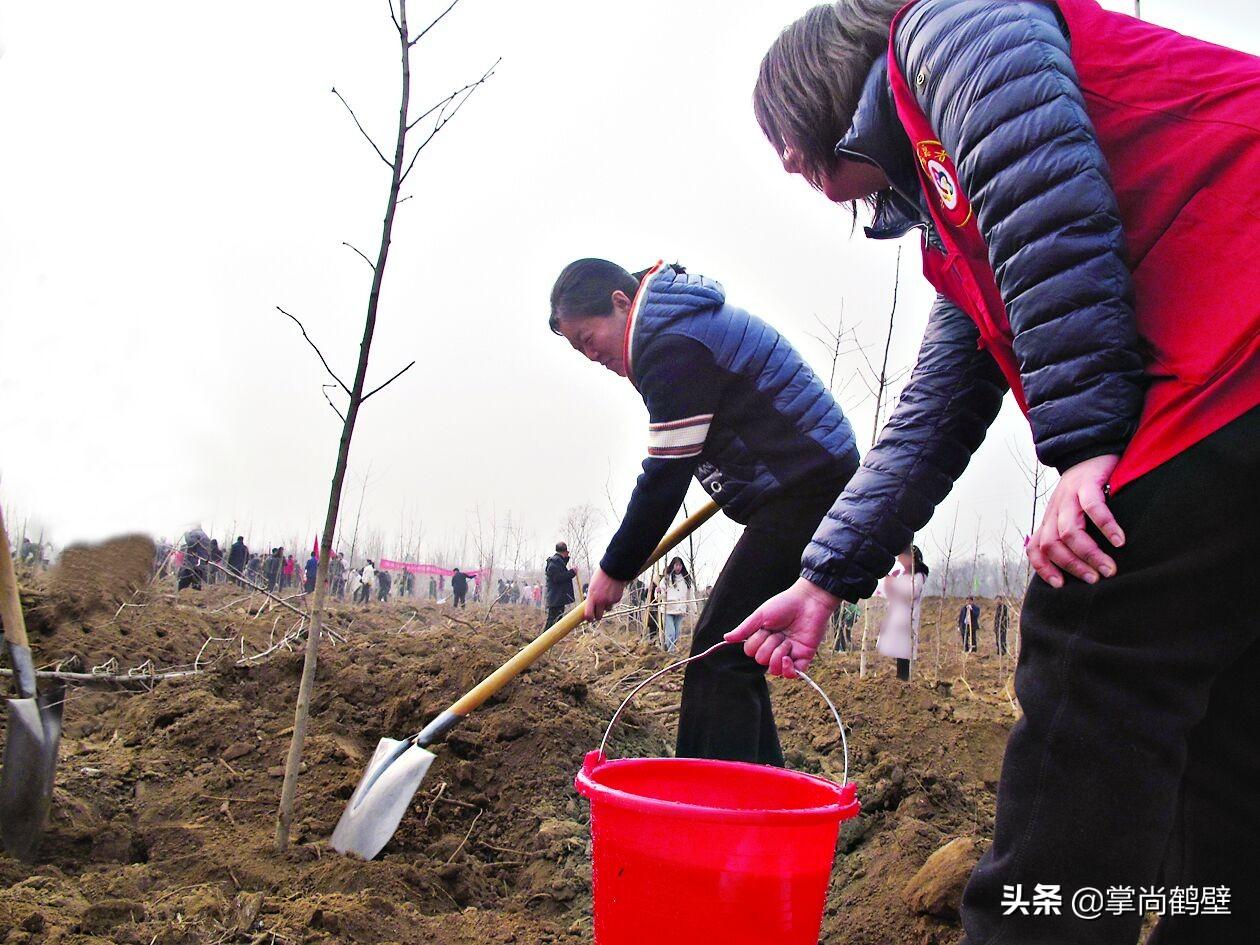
[332,86,393,167]
[397,194,414,205]
[321,384,347,422]
[405,73,491,132]
[409,0,462,47]
[341,241,376,270]
[804,331,832,350]
[388,0,401,35]
[361,360,417,401]
[854,329,881,382]
[400,58,500,182]
[277,306,350,395]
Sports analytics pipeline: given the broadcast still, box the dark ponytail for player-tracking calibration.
[912,544,930,577]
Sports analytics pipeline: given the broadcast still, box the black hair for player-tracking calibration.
[548,259,687,334]
[912,544,930,577]
[666,556,692,586]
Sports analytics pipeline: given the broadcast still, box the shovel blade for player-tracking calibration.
[1,686,65,861]
[330,737,436,860]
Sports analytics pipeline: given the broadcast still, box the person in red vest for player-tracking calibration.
[731,1,1260,941]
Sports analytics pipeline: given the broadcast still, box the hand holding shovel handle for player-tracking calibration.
[417,500,719,747]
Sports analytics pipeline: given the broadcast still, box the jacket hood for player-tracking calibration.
[639,265,726,319]
[624,264,726,387]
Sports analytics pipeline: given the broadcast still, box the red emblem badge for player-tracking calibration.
[915,140,972,227]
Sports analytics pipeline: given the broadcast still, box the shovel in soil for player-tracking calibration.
[330,500,719,859]
[0,507,64,862]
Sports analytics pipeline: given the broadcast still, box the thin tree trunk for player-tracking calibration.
[870,248,901,446]
[858,604,870,678]
[858,251,902,679]
[933,507,959,677]
[275,0,416,853]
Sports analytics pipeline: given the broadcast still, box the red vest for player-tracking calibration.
[887,0,1260,491]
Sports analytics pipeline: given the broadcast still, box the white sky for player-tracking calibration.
[2,1,1256,578]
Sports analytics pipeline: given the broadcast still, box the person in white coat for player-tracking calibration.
[877,544,929,681]
[359,560,376,605]
[655,557,694,652]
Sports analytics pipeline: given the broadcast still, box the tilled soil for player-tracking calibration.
[1,558,1019,945]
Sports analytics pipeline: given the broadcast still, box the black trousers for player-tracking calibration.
[995,622,1009,655]
[176,566,203,591]
[676,487,843,766]
[453,589,467,608]
[545,604,569,629]
[962,407,1260,944]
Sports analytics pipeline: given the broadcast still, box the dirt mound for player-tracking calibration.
[46,535,155,620]
[1,579,1019,945]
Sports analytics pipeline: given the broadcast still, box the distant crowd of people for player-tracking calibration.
[153,527,1012,666]
[493,577,545,609]
[154,526,545,613]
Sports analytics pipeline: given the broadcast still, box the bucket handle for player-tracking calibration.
[598,640,850,785]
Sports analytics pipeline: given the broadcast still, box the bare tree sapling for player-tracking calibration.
[273,0,497,853]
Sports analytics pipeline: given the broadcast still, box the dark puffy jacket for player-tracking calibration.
[228,539,248,571]
[601,265,860,579]
[182,528,211,568]
[803,0,1146,600]
[544,554,576,608]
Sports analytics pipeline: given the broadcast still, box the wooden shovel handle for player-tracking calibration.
[448,500,719,718]
[0,506,31,650]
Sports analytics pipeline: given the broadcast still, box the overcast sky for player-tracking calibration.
[2,1,1256,578]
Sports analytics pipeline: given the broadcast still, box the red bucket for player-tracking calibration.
[576,753,858,944]
[574,642,859,945]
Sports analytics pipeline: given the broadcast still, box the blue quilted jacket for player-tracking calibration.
[599,265,859,580]
[801,0,1146,600]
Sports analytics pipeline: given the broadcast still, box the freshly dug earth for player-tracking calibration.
[42,535,155,628]
[1,562,1019,945]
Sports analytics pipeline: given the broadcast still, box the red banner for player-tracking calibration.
[377,560,486,579]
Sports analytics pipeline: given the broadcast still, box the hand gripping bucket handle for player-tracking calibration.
[597,640,850,784]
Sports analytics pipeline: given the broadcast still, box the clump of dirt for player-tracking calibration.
[1,575,1018,945]
[45,535,156,622]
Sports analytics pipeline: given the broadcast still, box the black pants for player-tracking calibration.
[834,614,855,652]
[676,486,843,766]
[177,566,203,591]
[961,407,1260,944]
[453,589,467,608]
[545,603,571,628]
[961,621,978,652]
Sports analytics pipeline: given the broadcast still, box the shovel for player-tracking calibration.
[331,500,719,859]
[0,506,64,862]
